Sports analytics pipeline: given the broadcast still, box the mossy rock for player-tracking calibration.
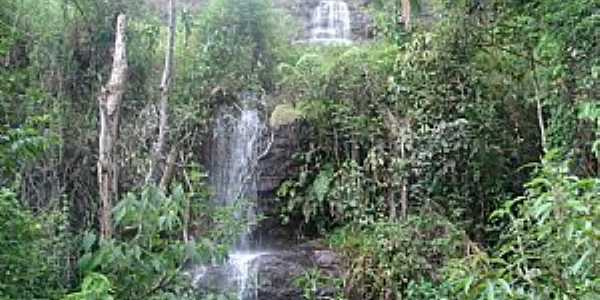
[269,104,303,128]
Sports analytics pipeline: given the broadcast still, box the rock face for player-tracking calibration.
[191,243,343,300]
[253,245,343,300]
[256,121,305,196]
[254,251,311,299]
[253,110,309,247]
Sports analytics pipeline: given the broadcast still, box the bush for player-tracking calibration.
[0,188,68,299]
[66,184,244,299]
[444,150,600,299]
[328,214,465,299]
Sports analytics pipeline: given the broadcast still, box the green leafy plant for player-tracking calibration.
[294,268,345,300]
[68,184,242,299]
[63,273,114,300]
[444,150,600,299]
[0,188,70,299]
[329,215,465,299]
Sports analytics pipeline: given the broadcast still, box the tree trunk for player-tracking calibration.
[98,14,128,239]
[148,0,176,187]
[530,48,546,151]
[159,148,177,190]
[401,0,412,32]
[400,133,408,219]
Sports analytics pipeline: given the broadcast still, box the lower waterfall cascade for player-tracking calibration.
[200,93,269,299]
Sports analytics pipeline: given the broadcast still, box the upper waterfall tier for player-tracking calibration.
[309,1,352,45]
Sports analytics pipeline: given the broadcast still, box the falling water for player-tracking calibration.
[229,252,265,300]
[211,93,266,248]
[309,1,352,45]
[206,93,268,299]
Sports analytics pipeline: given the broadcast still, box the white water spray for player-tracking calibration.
[229,252,265,300]
[309,1,352,45]
[206,94,268,299]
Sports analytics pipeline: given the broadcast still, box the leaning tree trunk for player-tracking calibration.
[98,14,128,239]
[147,0,176,188]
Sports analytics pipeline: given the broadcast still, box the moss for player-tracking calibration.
[269,104,302,128]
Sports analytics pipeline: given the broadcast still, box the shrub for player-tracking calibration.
[328,214,465,299]
[444,150,600,299]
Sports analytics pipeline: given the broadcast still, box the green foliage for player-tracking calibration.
[0,116,55,182]
[1,0,598,299]
[368,0,422,43]
[192,0,287,92]
[278,1,598,299]
[281,153,397,232]
[63,273,114,300]
[62,182,230,299]
[66,184,242,299]
[328,215,464,299]
[0,188,71,299]
[444,150,600,299]
[578,102,600,160]
[294,268,344,300]
[269,103,302,128]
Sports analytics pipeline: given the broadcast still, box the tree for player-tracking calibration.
[98,14,128,239]
[401,0,412,31]
[147,0,176,189]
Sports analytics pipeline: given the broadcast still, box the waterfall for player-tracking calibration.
[211,93,266,248]
[309,0,352,45]
[229,252,264,300]
[205,93,267,299]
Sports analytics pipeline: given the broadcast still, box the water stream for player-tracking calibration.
[228,252,265,300]
[309,0,352,45]
[197,3,355,296]
[204,93,268,299]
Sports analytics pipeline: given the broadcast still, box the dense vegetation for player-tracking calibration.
[1,0,598,299]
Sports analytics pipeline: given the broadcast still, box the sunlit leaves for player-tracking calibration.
[63,273,114,300]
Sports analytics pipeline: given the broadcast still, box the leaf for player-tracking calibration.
[311,167,333,203]
[171,184,185,206]
[570,249,592,275]
[526,178,551,189]
[486,280,495,300]
[78,253,95,274]
[497,279,512,297]
[82,232,97,252]
[464,276,473,295]
[533,202,552,221]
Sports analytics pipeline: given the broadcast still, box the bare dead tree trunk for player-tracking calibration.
[98,14,128,239]
[400,131,408,219]
[148,0,177,187]
[159,148,177,190]
[530,48,546,151]
[401,0,412,32]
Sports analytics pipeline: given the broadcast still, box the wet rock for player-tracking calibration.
[254,251,312,300]
[313,250,342,277]
[257,118,307,195]
[254,116,309,247]
[191,244,342,300]
[191,264,238,296]
[252,246,343,300]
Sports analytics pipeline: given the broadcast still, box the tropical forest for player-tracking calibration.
[0,0,598,299]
